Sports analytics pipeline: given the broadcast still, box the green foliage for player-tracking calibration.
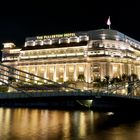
[122,73,128,81]
[104,75,110,83]
[94,77,101,83]
[110,77,122,84]
[8,76,16,83]
[78,74,85,81]
[92,73,139,90]
[131,73,138,81]
[57,78,64,83]
[0,85,8,92]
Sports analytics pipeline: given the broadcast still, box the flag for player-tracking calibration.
[107,16,111,26]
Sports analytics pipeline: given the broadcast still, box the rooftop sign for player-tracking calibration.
[36,33,76,40]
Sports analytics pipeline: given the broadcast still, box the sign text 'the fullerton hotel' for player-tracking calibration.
[36,33,76,40]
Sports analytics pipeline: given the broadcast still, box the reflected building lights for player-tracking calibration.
[79,112,86,137]
[63,112,70,138]
[1,108,140,139]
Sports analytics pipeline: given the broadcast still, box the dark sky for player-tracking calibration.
[0,0,140,48]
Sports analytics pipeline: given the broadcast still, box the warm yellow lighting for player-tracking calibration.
[79,66,84,72]
[2,29,140,87]
[59,67,64,72]
[3,43,16,48]
[69,67,74,72]
[36,33,75,40]
[101,34,106,40]
[107,112,114,115]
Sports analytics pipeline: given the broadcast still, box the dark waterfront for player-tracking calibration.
[0,108,140,140]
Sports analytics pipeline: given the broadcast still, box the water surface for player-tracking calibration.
[0,108,140,140]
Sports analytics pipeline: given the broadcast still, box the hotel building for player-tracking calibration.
[1,29,140,84]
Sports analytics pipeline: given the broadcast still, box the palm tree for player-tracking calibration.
[8,76,16,84]
[94,77,101,92]
[131,73,138,81]
[104,75,110,92]
[78,74,85,82]
[122,73,128,81]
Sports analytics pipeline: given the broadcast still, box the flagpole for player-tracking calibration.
[109,16,111,29]
[107,16,111,30]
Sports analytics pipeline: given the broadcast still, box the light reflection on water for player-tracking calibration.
[0,108,140,140]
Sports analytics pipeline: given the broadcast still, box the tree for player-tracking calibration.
[78,74,85,82]
[8,76,16,83]
[122,73,128,81]
[105,75,110,84]
[94,77,101,90]
[131,73,138,81]
[104,75,110,91]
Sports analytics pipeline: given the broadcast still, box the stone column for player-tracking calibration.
[122,64,124,74]
[120,63,123,77]
[84,64,88,82]
[53,65,57,82]
[25,66,29,82]
[64,64,67,82]
[43,66,46,79]
[124,63,128,74]
[87,63,91,83]
[34,66,38,83]
[84,63,91,83]
[100,63,104,80]
[43,66,47,83]
[74,64,77,81]
[128,64,131,75]
[103,63,106,79]
[136,66,140,79]
[106,62,109,76]
[109,63,113,78]
[133,65,136,74]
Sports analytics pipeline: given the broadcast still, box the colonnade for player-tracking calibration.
[15,62,138,84]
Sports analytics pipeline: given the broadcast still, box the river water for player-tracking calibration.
[0,108,140,140]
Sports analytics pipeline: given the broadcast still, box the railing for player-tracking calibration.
[0,63,80,93]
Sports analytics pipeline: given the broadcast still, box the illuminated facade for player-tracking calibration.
[2,29,140,83]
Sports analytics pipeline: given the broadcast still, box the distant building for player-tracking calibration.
[1,29,140,83]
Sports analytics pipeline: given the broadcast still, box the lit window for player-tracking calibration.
[99,43,103,47]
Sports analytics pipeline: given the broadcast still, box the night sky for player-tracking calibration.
[0,1,139,48]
